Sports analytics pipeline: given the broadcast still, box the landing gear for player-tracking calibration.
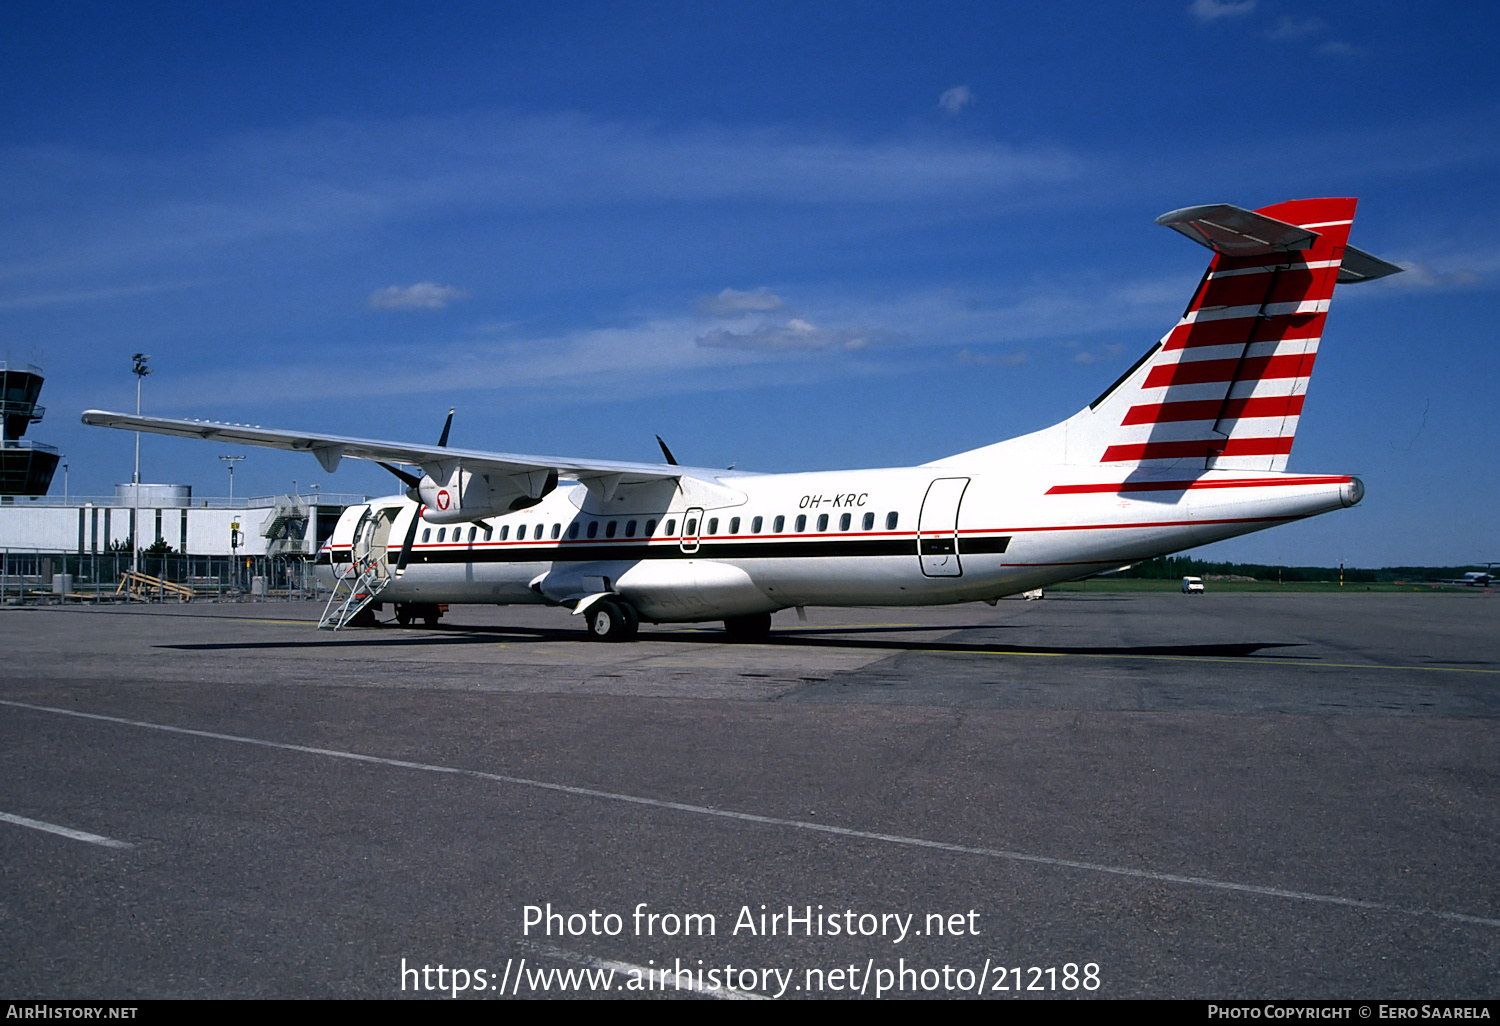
[723,612,773,640]
[586,599,640,641]
[394,602,444,627]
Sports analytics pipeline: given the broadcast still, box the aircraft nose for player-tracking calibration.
[1341,476,1365,508]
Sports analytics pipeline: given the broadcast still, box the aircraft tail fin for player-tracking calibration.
[1062,197,1399,471]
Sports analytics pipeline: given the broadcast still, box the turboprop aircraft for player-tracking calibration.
[84,198,1401,640]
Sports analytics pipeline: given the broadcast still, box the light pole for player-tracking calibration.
[131,354,150,574]
[61,456,68,504]
[219,454,244,504]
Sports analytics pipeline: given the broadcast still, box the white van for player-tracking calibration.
[1181,576,1205,594]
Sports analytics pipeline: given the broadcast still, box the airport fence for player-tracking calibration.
[0,548,325,604]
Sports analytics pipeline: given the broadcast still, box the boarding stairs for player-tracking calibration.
[317,510,391,630]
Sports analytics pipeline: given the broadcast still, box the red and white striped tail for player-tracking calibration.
[1079,197,1388,472]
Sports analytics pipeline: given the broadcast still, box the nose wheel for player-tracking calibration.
[585,599,639,641]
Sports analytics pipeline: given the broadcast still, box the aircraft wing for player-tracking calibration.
[80,410,683,500]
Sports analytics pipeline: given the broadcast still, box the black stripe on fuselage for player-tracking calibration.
[388,534,1010,565]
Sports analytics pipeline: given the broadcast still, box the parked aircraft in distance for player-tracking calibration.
[84,198,1402,639]
[1439,571,1494,587]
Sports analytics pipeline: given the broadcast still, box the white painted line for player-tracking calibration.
[4,698,1496,929]
[0,810,132,849]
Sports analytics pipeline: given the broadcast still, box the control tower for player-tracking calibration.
[0,363,60,497]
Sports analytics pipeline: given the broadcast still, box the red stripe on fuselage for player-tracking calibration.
[1045,474,1349,496]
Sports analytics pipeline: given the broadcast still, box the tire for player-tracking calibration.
[395,605,412,626]
[619,601,640,638]
[723,612,772,640]
[586,600,633,641]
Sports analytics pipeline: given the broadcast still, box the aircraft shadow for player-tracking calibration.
[158,621,1306,660]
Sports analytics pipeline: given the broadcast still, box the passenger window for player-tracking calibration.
[605,520,617,538]
[839,513,850,531]
[862,512,874,531]
[500,525,509,541]
[817,514,828,531]
[752,516,762,533]
[886,512,898,530]
[729,517,740,534]
[707,518,718,534]
[567,523,579,539]
[587,521,599,539]
[422,528,431,543]
[625,520,637,537]
[468,527,477,542]
[551,524,561,540]
[535,523,543,538]
[645,519,657,536]
[795,515,806,532]
[774,515,785,532]
[483,525,492,540]
[685,517,698,535]
[437,528,447,542]
[665,518,676,535]
[516,525,525,541]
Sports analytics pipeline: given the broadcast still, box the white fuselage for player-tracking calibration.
[318,462,1360,623]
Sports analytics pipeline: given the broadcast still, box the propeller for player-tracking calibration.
[393,501,424,575]
[385,408,454,576]
[656,434,679,466]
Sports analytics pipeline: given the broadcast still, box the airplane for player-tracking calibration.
[1438,571,1494,587]
[83,197,1403,640]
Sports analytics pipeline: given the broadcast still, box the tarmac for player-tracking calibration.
[1,590,1496,999]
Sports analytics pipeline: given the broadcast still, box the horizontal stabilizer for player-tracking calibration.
[1155,203,1318,257]
[1337,245,1404,283]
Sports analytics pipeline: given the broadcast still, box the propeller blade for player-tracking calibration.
[438,408,455,448]
[377,461,422,489]
[394,504,424,575]
[655,434,679,466]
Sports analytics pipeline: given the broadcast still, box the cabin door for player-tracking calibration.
[917,478,969,577]
[679,507,705,554]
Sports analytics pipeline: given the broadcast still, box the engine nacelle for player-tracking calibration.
[417,461,558,524]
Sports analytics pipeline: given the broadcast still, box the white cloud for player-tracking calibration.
[1189,0,1257,23]
[1265,15,1324,40]
[1062,341,1126,365]
[0,113,1086,286]
[696,287,784,317]
[1377,261,1484,291]
[697,317,880,352]
[956,348,1027,367]
[939,86,976,116]
[1317,40,1359,56]
[367,282,469,310]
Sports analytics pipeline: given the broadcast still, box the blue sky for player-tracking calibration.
[3,1,1497,566]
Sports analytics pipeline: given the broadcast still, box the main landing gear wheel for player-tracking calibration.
[586,599,639,641]
[395,602,442,627]
[723,612,772,640]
